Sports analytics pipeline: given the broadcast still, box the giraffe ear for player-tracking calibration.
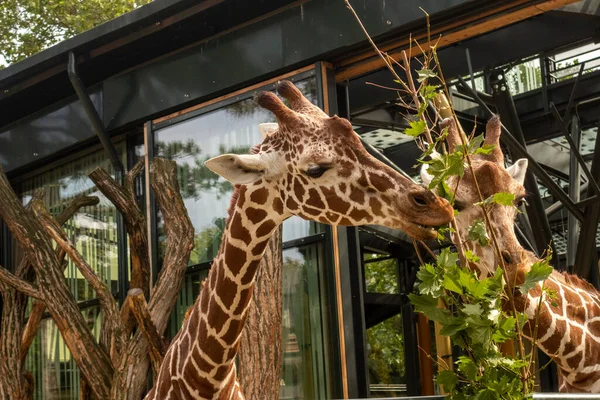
[205,154,266,184]
[506,158,528,185]
[259,122,278,139]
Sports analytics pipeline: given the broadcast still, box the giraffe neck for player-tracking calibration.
[514,271,600,393]
[150,184,285,400]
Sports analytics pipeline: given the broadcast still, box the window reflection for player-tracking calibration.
[26,307,102,400]
[155,79,322,266]
[19,145,125,299]
[281,244,330,400]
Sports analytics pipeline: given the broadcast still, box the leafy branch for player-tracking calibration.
[346,4,556,398]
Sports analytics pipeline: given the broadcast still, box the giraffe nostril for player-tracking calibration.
[410,192,429,207]
[502,251,513,265]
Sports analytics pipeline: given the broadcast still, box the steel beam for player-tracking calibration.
[68,51,129,304]
[568,115,581,270]
[457,76,584,222]
[549,103,600,196]
[574,117,600,287]
[488,71,558,262]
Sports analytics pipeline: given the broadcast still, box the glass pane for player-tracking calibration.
[19,145,126,300]
[25,307,102,400]
[364,253,399,294]
[168,268,209,335]
[366,314,406,398]
[155,78,322,265]
[281,244,330,400]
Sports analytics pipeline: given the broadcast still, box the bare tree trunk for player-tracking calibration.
[0,191,98,400]
[110,158,195,400]
[238,226,283,399]
[0,158,193,400]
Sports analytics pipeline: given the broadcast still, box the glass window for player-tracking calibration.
[364,253,399,294]
[18,145,126,300]
[281,243,331,400]
[154,78,323,266]
[25,307,102,400]
[169,268,209,334]
[366,314,406,398]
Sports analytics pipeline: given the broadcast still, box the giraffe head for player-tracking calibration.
[421,116,529,277]
[205,80,454,240]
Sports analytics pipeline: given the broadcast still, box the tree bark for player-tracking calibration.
[238,226,283,399]
[111,158,195,400]
[89,160,150,336]
[127,288,167,375]
[0,191,98,400]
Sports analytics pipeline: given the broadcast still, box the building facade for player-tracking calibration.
[1,0,599,398]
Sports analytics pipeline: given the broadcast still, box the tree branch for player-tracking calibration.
[111,158,195,399]
[89,160,149,295]
[89,160,150,336]
[20,193,99,362]
[127,288,167,375]
[31,198,125,360]
[0,266,42,299]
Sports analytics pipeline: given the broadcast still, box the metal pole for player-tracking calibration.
[568,115,581,271]
[68,51,128,304]
[574,117,600,287]
[487,70,559,392]
[456,76,584,222]
[488,70,558,262]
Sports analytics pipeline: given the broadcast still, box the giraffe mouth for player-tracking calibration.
[406,222,439,240]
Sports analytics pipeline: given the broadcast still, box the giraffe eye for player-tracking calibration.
[304,165,330,178]
[516,197,528,208]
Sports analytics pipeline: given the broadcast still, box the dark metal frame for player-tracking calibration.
[67,51,129,305]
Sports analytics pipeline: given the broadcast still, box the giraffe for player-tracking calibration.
[145,80,454,400]
[421,116,600,393]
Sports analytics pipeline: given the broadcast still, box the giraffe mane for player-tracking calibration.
[557,270,599,293]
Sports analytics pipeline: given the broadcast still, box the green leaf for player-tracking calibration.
[519,259,553,294]
[468,134,485,151]
[416,68,437,82]
[465,250,480,263]
[420,84,440,100]
[408,293,450,323]
[416,263,442,296]
[440,318,468,336]
[462,304,483,316]
[467,219,490,246]
[467,315,493,345]
[404,120,426,137]
[475,389,497,400]
[443,273,463,294]
[457,356,479,381]
[476,192,515,207]
[437,247,459,269]
[437,370,459,392]
[474,144,496,155]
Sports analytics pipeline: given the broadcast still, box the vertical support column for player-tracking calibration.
[417,314,434,395]
[568,115,581,270]
[489,70,557,259]
[489,69,558,392]
[144,121,159,289]
[336,226,369,398]
[398,259,421,396]
[574,117,600,287]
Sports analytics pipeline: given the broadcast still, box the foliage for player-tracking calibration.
[409,247,552,399]
[364,254,405,384]
[156,140,250,200]
[0,0,152,67]
[344,4,557,398]
[366,314,405,386]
